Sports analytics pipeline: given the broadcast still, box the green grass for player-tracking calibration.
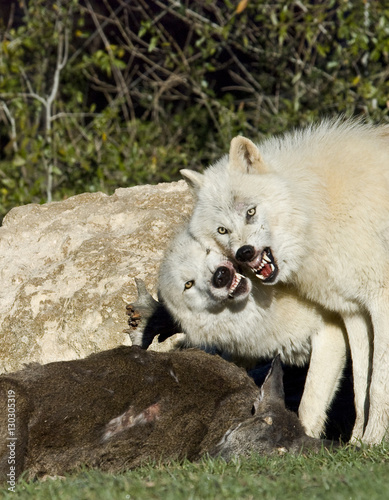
[2,445,389,500]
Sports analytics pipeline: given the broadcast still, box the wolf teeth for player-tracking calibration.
[259,254,271,269]
[228,273,243,297]
[254,263,275,281]
[254,251,274,273]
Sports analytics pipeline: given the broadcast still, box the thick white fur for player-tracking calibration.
[182,118,389,444]
[158,225,347,438]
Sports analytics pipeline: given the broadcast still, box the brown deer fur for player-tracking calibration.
[0,346,333,481]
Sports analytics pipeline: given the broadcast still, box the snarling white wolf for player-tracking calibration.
[181,118,389,444]
[155,224,347,438]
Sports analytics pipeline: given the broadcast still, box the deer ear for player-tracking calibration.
[180,169,204,196]
[229,136,267,174]
[259,355,285,404]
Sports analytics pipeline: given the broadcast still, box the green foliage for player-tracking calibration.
[0,0,388,219]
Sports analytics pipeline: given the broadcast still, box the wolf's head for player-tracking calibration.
[181,136,310,285]
[158,225,252,322]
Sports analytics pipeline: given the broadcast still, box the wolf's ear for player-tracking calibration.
[229,136,267,174]
[180,169,204,196]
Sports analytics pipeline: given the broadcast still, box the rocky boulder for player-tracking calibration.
[0,181,192,373]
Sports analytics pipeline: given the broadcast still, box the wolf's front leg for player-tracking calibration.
[362,296,389,444]
[298,321,347,438]
[126,279,181,349]
[343,313,372,443]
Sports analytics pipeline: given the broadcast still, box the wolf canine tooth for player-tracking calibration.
[230,273,242,292]
[263,254,271,263]
[229,273,243,295]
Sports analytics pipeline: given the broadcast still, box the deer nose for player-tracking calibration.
[212,266,232,288]
[236,245,255,262]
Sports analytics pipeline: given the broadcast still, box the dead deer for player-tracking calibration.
[0,346,335,483]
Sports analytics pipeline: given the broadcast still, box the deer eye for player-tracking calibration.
[247,207,256,217]
[184,280,194,290]
[217,226,228,235]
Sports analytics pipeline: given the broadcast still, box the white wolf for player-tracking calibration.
[154,224,347,438]
[181,118,389,444]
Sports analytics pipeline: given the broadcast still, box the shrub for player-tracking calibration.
[0,0,387,219]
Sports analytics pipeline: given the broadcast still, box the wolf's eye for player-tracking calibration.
[247,207,256,217]
[217,226,228,235]
[184,280,194,290]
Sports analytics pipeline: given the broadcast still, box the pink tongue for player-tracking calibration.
[260,263,272,278]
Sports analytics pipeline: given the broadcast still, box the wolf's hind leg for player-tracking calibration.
[298,321,347,438]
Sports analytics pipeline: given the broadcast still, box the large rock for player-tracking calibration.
[0,181,193,373]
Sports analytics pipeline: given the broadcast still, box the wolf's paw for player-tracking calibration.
[127,279,160,325]
[125,279,160,344]
[125,279,181,349]
[125,304,146,346]
[126,303,143,330]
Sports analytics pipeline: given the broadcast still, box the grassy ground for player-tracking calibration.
[1,444,389,500]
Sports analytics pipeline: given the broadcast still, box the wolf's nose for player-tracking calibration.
[236,245,255,262]
[212,266,232,288]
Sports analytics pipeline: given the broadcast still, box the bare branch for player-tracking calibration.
[0,101,18,153]
[70,1,127,65]
[51,112,99,121]
[85,0,135,122]
[20,68,38,97]
[0,92,46,107]
[47,35,66,125]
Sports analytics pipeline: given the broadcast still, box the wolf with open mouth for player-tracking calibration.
[181,118,389,445]
[145,224,347,438]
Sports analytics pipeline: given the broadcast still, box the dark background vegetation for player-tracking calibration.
[0,0,388,219]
